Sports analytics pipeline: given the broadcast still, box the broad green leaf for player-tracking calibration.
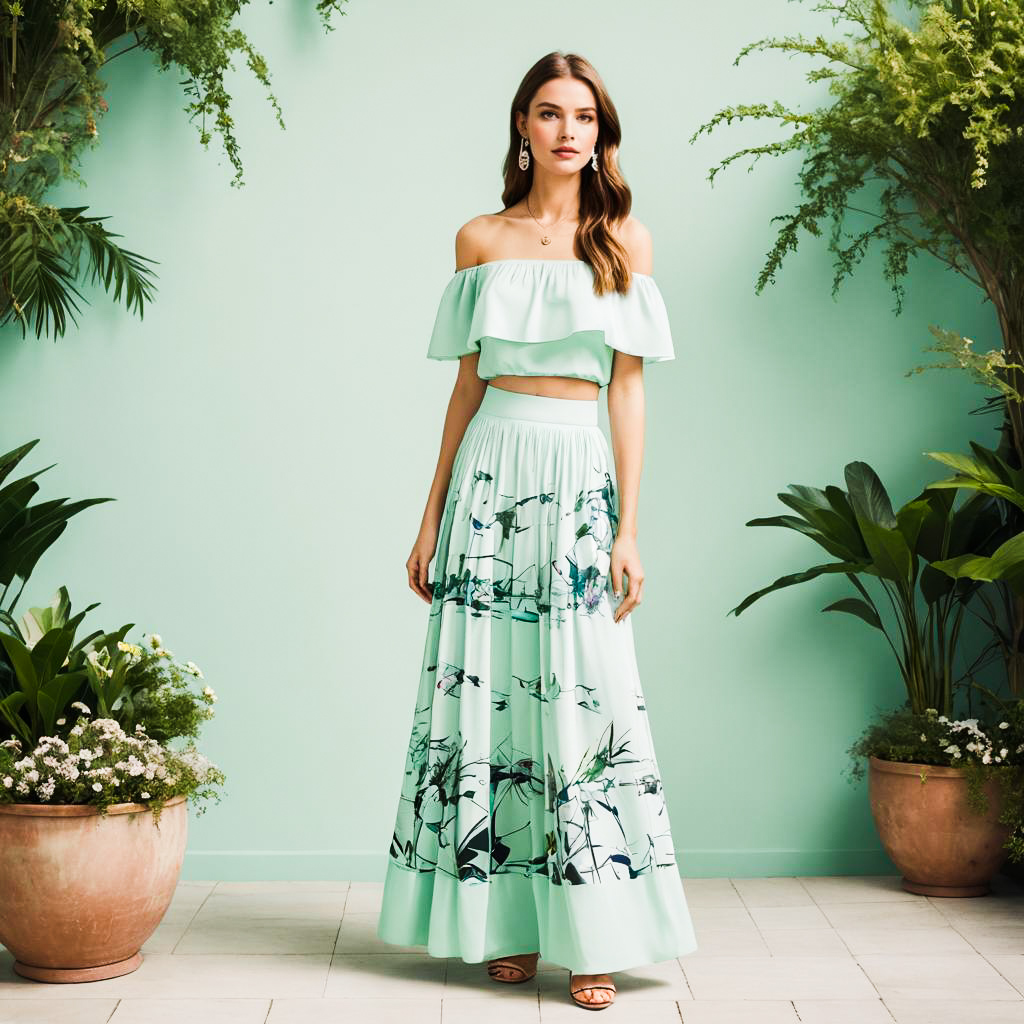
[925,450,1001,483]
[0,632,38,698]
[821,597,884,630]
[730,561,866,616]
[30,626,74,684]
[846,462,898,529]
[745,513,859,560]
[896,498,931,552]
[857,519,913,584]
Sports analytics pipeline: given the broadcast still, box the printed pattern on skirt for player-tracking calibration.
[386,399,679,890]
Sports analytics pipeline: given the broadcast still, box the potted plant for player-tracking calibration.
[847,704,1023,895]
[0,586,225,982]
[731,460,1024,893]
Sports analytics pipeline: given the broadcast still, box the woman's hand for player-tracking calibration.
[407,524,439,603]
[609,534,644,622]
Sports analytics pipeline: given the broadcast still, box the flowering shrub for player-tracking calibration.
[99,632,218,746]
[0,631,225,823]
[847,701,1024,863]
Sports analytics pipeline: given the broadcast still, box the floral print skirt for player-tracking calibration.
[377,384,697,973]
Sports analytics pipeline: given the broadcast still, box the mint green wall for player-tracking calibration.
[0,2,994,879]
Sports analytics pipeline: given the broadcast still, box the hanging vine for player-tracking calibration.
[0,0,347,339]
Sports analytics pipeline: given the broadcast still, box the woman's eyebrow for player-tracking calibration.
[537,101,597,113]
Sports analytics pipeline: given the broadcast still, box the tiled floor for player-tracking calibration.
[1,874,1023,1022]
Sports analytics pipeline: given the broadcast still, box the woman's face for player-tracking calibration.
[518,77,599,176]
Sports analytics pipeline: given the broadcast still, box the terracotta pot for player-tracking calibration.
[0,794,188,982]
[868,756,1011,897]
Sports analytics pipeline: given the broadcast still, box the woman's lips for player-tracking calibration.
[554,149,577,156]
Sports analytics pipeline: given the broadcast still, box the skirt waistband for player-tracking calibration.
[478,385,598,426]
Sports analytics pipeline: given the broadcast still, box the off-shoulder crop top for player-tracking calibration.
[425,258,674,388]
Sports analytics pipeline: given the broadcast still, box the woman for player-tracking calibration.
[377,51,698,1011]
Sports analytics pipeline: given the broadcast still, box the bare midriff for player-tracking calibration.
[487,375,600,401]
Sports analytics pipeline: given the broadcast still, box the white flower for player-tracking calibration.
[920,733,927,742]
[2,777,11,788]
[91,782,102,792]
[202,686,217,702]
[71,701,91,715]
[185,661,204,678]
[999,722,1009,729]
[56,717,66,726]
[148,633,162,649]
[938,715,948,723]
[140,791,150,800]
[1000,748,1009,759]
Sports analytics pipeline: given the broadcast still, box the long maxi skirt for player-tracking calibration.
[377,384,698,973]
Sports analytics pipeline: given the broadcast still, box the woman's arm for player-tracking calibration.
[420,356,487,534]
[409,355,486,602]
[606,357,645,620]
[408,227,489,602]
[605,216,654,620]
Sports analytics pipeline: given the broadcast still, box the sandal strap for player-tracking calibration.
[569,973,617,996]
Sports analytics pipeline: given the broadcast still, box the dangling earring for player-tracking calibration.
[591,146,599,171]
[519,135,530,171]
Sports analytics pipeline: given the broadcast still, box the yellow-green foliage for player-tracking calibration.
[691,1,1024,333]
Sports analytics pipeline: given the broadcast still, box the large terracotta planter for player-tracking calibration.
[0,794,188,982]
[868,756,1011,896]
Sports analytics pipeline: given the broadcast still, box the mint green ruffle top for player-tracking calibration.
[425,258,675,387]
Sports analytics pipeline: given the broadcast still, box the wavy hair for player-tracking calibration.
[501,52,634,296]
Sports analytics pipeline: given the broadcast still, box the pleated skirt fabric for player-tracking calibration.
[377,384,698,973]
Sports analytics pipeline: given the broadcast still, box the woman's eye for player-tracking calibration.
[540,112,593,121]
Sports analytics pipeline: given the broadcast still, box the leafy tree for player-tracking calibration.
[691,0,1024,453]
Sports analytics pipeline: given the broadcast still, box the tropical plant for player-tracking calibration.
[0,438,112,631]
[729,460,1001,716]
[693,0,1024,704]
[0,585,219,780]
[0,0,348,338]
[922,437,1024,695]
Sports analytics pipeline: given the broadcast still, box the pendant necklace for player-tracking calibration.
[526,194,575,246]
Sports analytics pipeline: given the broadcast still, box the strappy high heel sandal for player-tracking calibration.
[569,971,617,1010]
[487,951,539,983]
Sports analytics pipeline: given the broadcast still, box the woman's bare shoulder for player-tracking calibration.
[617,215,653,275]
[453,212,514,271]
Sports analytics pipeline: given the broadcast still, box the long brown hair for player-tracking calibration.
[501,52,633,296]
